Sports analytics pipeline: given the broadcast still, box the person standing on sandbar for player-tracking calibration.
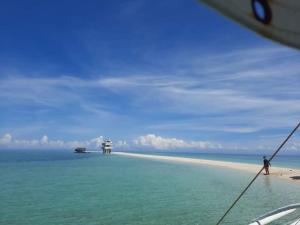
[263,156,271,175]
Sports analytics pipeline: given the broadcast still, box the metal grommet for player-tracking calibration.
[251,0,272,25]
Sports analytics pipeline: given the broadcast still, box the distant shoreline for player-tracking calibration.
[113,152,300,183]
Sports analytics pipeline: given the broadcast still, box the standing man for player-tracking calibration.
[263,156,271,175]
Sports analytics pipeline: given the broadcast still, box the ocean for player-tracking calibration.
[1,150,300,225]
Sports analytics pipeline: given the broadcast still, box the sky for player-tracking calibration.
[0,0,300,153]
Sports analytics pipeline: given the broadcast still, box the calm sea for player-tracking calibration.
[1,150,300,225]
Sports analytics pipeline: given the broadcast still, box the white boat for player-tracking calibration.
[249,204,300,225]
[74,147,87,153]
[102,139,112,154]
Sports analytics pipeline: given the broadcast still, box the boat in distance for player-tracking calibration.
[74,139,113,154]
[102,139,112,154]
[74,147,87,153]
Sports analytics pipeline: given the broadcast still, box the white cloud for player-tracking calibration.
[40,135,49,145]
[133,134,222,150]
[0,133,108,150]
[14,139,40,147]
[0,76,113,116]
[0,133,12,145]
[92,46,300,134]
[0,133,222,151]
[97,75,300,118]
[1,46,300,152]
[148,123,261,134]
[1,133,299,153]
[89,136,104,147]
[115,140,129,148]
[289,142,300,151]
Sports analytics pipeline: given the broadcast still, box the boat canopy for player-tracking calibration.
[198,0,300,50]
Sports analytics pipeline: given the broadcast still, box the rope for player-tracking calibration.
[215,121,300,225]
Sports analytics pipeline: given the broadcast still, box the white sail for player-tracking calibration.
[198,0,300,50]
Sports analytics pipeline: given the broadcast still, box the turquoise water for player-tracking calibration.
[1,150,300,225]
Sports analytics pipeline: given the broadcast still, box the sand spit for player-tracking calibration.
[113,152,300,183]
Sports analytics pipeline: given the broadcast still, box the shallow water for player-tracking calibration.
[1,150,300,225]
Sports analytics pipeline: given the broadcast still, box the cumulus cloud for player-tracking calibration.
[40,135,49,145]
[0,133,107,150]
[288,142,300,151]
[133,134,222,150]
[0,133,222,151]
[115,140,129,148]
[1,133,299,153]
[0,133,145,151]
[0,133,12,145]
[89,136,104,147]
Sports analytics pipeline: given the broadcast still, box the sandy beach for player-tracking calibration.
[113,152,300,183]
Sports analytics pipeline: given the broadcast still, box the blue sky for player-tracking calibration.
[0,0,300,153]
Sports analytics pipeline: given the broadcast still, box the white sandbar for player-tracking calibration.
[113,152,300,182]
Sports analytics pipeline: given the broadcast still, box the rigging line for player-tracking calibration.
[215,121,300,225]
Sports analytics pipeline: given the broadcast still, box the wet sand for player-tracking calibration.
[113,152,300,182]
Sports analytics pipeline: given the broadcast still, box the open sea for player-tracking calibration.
[1,150,300,225]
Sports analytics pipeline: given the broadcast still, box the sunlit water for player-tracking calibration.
[1,150,300,225]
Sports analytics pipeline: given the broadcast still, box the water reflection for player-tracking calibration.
[263,175,272,192]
